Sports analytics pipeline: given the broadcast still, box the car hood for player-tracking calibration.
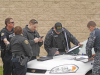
[27,54,89,70]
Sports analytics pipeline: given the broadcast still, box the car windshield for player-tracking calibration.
[79,40,95,54]
[68,40,95,55]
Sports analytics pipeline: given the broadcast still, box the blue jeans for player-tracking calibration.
[12,58,27,75]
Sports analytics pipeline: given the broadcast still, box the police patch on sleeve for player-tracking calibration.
[1,33,4,36]
[24,40,29,44]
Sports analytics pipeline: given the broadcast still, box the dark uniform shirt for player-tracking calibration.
[0,27,14,75]
[53,31,65,52]
[86,28,100,75]
[9,35,33,75]
[23,25,43,56]
[86,28,97,58]
[1,27,14,51]
[10,35,33,57]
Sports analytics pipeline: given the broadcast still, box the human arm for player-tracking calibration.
[22,29,36,45]
[38,37,43,47]
[22,39,33,58]
[3,38,10,45]
[1,31,11,53]
[1,32,10,45]
[44,31,53,55]
[64,28,79,46]
[36,32,43,47]
[86,31,96,59]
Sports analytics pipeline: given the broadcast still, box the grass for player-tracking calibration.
[0,66,3,75]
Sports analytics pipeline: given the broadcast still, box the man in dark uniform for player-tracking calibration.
[44,22,82,55]
[23,19,43,60]
[1,18,15,75]
[9,26,33,75]
[86,21,100,75]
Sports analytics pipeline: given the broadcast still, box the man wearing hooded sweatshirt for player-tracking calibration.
[23,19,43,60]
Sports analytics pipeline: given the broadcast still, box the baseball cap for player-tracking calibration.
[55,22,62,32]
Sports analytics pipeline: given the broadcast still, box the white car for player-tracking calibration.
[26,40,94,75]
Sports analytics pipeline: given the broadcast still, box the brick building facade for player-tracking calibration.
[0,0,100,58]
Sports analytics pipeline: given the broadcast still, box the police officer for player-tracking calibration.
[9,26,33,75]
[1,18,15,75]
[44,22,82,55]
[86,21,100,75]
[23,19,43,60]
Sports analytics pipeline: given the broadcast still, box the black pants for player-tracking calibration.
[12,58,27,75]
[1,52,13,75]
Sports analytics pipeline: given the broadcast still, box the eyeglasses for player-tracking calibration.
[10,22,14,23]
[34,21,38,23]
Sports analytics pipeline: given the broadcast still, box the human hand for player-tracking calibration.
[92,54,95,57]
[34,38,39,43]
[88,57,93,61]
[3,38,10,45]
[55,51,59,54]
[38,38,43,42]
[78,42,83,46]
[6,41,10,45]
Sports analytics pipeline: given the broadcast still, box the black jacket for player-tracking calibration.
[44,27,79,54]
[23,25,43,56]
[10,35,33,58]
[1,27,14,50]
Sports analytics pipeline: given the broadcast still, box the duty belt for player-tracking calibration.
[12,54,20,58]
[12,52,26,59]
